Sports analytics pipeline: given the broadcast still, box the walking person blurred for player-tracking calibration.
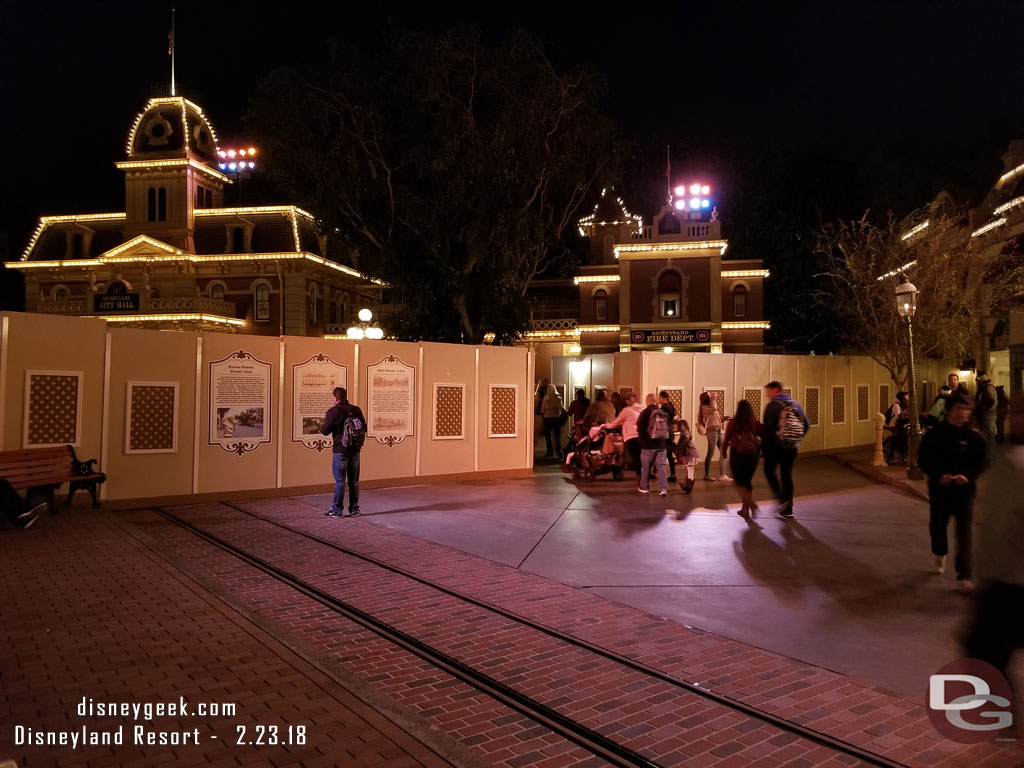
[964,394,1024,682]
[697,391,730,481]
[723,400,767,518]
[636,394,670,496]
[974,374,998,439]
[761,381,810,518]
[673,418,700,494]
[918,394,990,591]
[582,388,614,431]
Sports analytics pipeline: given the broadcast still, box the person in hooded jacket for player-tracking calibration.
[762,381,811,519]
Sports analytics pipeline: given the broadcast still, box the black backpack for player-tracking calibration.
[340,409,366,450]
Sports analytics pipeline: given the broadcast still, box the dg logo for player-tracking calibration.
[630,331,645,343]
[927,659,1014,743]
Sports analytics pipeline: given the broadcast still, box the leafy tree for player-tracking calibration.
[813,209,1023,388]
[246,27,617,343]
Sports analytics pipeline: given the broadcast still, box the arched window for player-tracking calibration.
[309,284,319,324]
[147,188,157,222]
[254,282,271,322]
[157,187,167,221]
[594,288,608,321]
[658,270,682,319]
[52,285,69,302]
[733,285,747,318]
[232,227,245,254]
[209,283,226,300]
[602,234,615,262]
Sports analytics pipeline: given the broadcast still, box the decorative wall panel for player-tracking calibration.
[433,384,465,440]
[489,385,518,438]
[24,371,82,447]
[831,385,847,424]
[126,382,178,453]
[857,385,870,422]
[804,386,820,426]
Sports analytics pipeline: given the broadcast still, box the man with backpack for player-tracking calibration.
[320,386,367,518]
[636,393,671,496]
[762,381,811,518]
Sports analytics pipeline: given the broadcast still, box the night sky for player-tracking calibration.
[3,0,1024,252]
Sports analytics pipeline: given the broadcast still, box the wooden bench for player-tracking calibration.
[0,445,107,511]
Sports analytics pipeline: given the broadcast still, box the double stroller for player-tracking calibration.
[564,422,624,482]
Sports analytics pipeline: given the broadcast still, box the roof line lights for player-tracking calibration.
[876,260,918,282]
[116,158,230,182]
[576,325,620,333]
[721,269,770,278]
[20,213,127,260]
[91,313,244,327]
[573,275,621,285]
[615,240,728,254]
[971,218,1007,238]
[578,188,644,233]
[900,221,930,241]
[997,162,1024,189]
[992,196,1024,216]
[722,321,770,330]
[193,205,316,222]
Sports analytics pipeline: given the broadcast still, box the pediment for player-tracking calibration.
[98,235,190,261]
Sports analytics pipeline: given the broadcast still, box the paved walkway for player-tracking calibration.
[2,450,1021,767]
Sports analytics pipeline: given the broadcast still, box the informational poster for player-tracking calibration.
[366,354,415,447]
[292,353,347,452]
[209,350,272,455]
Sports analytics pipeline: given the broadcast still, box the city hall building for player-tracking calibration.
[6,95,383,336]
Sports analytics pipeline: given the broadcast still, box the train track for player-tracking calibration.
[125,501,906,768]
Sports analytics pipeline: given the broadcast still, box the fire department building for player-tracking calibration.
[524,189,768,364]
[6,95,383,336]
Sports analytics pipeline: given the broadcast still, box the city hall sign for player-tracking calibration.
[630,328,711,344]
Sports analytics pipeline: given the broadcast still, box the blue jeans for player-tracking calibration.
[331,452,360,514]
[640,448,668,492]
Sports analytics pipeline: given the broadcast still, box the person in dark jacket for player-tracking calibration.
[762,381,811,519]
[636,394,669,496]
[659,391,678,482]
[918,394,990,590]
[320,386,367,518]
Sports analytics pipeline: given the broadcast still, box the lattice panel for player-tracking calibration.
[26,372,80,446]
[489,386,517,437]
[804,386,820,426]
[857,385,870,422]
[660,388,684,418]
[879,385,890,415]
[704,388,727,417]
[618,386,634,396]
[743,388,762,416]
[831,386,846,424]
[128,384,177,452]
[434,385,464,440]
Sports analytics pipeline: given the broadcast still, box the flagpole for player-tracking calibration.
[169,7,176,97]
[665,145,671,204]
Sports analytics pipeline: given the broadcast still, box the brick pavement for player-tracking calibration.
[0,511,474,768]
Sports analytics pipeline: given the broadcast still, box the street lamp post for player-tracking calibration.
[895,276,924,480]
[346,308,384,340]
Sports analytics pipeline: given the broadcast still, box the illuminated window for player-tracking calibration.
[157,187,167,221]
[594,288,608,321]
[733,285,747,318]
[658,270,682,319]
[147,188,157,221]
[254,282,271,322]
[210,283,225,300]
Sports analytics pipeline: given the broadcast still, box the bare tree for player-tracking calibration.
[813,209,1019,388]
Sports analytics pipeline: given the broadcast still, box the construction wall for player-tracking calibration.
[551,351,953,453]
[0,312,533,504]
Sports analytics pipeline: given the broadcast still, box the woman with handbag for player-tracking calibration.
[723,399,766,517]
[698,391,731,481]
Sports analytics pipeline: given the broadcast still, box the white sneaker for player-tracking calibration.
[659,490,667,497]
[719,475,733,482]
[637,487,650,494]
[933,556,946,575]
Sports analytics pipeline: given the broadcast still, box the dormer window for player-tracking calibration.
[232,227,245,254]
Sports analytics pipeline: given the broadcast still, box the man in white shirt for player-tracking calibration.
[608,392,644,480]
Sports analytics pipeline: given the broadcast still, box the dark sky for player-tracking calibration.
[3,0,1024,250]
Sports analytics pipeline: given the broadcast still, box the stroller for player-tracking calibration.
[564,423,624,482]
